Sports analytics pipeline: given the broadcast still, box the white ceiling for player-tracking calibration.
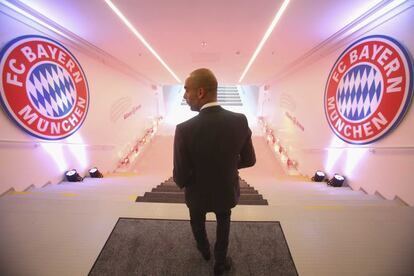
[17,0,384,85]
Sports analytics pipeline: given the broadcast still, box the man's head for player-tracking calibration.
[184,68,218,111]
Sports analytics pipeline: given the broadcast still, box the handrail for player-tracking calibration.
[0,139,116,149]
[299,146,414,152]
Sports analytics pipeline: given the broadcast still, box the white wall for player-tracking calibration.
[239,85,259,116]
[239,85,259,128]
[259,6,414,205]
[0,10,159,193]
[163,85,183,118]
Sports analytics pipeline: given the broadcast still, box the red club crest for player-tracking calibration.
[324,35,413,144]
[0,35,89,140]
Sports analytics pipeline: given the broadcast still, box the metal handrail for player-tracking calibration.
[299,146,414,152]
[0,139,116,149]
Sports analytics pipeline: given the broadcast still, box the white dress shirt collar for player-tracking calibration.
[200,101,220,110]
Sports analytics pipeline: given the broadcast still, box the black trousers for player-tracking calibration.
[189,208,231,263]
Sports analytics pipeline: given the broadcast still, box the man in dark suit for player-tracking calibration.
[173,68,256,275]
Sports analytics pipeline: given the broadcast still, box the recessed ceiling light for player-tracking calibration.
[239,0,290,83]
[105,0,181,83]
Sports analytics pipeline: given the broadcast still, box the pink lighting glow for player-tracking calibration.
[40,133,90,175]
[345,147,368,177]
[41,143,67,172]
[325,137,369,180]
[324,137,345,173]
[66,133,89,172]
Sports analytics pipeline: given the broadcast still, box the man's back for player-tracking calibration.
[173,105,255,211]
[173,68,256,274]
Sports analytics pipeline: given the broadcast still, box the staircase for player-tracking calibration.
[0,135,412,276]
[182,86,242,106]
[136,177,268,205]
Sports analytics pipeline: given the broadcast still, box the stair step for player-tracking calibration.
[136,196,268,205]
[136,176,268,205]
[181,84,242,107]
[162,180,250,188]
[142,192,263,201]
[182,102,243,106]
[238,199,269,205]
[152,187,258,194]
[161,183,250,189]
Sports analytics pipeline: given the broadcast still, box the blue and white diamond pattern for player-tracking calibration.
[337,64,383,121]
[26,63,76,118]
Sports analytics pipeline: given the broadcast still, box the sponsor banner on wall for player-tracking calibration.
[0,35,89,140]
[324,35,413,144]
[110,96,142,123]
[285,111,304,131]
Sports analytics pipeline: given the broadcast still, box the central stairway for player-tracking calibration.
[1,135,412,276]
[136,177,268,205]
[181,86,242,106]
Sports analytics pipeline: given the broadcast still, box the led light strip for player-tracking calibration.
[346,0,408,34]
[0,0,69,39]
[239,0,290,83]
[104,0,181,83]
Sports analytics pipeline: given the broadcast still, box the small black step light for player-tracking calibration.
[311,170,326,182]
[89,167,103,178]
[65,169,83,182]
[328,174,345,187]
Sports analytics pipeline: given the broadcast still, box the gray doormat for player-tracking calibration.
[89,218,297,276]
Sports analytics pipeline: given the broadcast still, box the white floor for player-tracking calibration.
[0,134,413,276]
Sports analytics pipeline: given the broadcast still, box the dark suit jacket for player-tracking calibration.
[173,105,256,212]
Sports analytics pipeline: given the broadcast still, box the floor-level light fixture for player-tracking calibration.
[65,169,83,182]
[312,170,326,182]
[328,174,345,187]
[89,167,103,178]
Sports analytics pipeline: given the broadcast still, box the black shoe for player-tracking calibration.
[197,244,211,261]
[214,257,232,275]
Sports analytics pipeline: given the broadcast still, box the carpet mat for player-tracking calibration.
[136,177,268,205]
[89,218,297,276]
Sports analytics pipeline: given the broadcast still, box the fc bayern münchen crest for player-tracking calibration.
[0,35,89,140]
[324,35,413,144]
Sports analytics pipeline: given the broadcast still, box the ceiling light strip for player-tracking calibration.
[105,0,181,83]
[0,0,69,39]
[239,0,290,83]
[268,0,412,82]
[1,0,156,84]
[347,0,407,34]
